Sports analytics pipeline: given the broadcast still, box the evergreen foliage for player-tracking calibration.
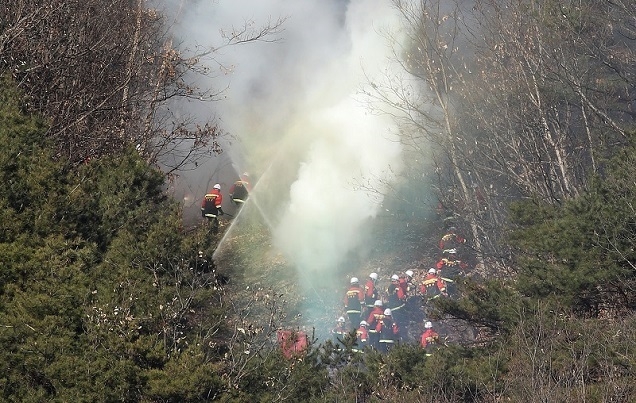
[434,279,523,336]
[0,80,225,401]
[509,133,636,315]
[426,133,636,401]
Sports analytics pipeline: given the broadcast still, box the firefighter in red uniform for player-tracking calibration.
[420,268,448,302]
[387,274,407,328]
[229,172,252,204]
[399,269,419,330]
[399,270,415,297]
[353,321,369,352]
[436,249,468,277]
[344,277,365,331]
[377,308,399,353]
[364,272,380,310]
[366,300,384,350]
[436,249,468,296]
[331,316,348,349]
[439,226,466,251]
[201,184,224,231]
[420,321,440,352]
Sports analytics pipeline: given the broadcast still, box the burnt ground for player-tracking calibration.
[199,204,477,349]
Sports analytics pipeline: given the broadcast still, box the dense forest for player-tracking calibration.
[1,0,635,402]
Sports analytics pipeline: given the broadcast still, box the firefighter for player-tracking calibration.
[229,172,251,204]
[420,321,440,351]
[201,184,224,231]
[436,249,468,296]
[196,250,212,273]
[344,277,365,331]
[364,272,380,310]
[366,300,384,350]
[420,268,448,302]
[331,316,348,348]
[439,226,466,252]
[377,308,399,353]
[400,269,419,329]
[436,249,468,277]
[399,270,416,297]
[353,321,369,352]
[387,274,407,328]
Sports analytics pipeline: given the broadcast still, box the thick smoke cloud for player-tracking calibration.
[164,0,409,305]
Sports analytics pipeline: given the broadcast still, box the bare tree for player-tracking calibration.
[505,308,636,402]
[0,0,285,173]
[363,1,491,266]
[371,0,635,272]
[468,0,635,199]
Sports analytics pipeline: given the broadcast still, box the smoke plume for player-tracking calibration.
[163,0,411,326]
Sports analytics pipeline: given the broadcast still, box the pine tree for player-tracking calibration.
[510,132,636,315]
[0,79,225,401]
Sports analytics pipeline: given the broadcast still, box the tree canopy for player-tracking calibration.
[0,80,225,401]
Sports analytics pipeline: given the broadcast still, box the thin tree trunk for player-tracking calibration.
[120,0,144,139]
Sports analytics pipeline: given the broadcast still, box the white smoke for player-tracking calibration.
[163,0,409,289]
[271,1,406,278]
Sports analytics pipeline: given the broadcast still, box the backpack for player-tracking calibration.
[232,181,248,200]
[202,194,218,216]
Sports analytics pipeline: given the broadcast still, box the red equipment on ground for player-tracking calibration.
[276,330,308,359]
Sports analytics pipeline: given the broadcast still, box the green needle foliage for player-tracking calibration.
[509,133,636,316]
[0,79,225,401]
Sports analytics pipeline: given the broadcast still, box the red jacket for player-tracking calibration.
[420,329,439,348]
[356,326,368,343]
[377,315,399,341]
[436,258,468,274]
[387,281,406,309]
[398,277,408,296]
[366,307,384,332]
[364,279,378,306]
[399,275,416,297]
[332,324,347,338]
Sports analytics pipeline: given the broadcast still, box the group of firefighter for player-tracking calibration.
[334,225,470,354]
[202,176,472,354]
[200,173,251,232]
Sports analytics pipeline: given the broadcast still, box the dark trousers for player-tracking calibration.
[368,330,379,350]
[347,312,361,331]
[378,340,395,354]
[389,305,406,327]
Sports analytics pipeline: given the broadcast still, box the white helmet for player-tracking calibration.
[350,277,359,284]
[391,274,399,281]
[374,300,383,307]
[338,316,346,323]
[369,272,378,280]
[405,270,414,278]
[425,321,433,329]
[359,321,368,327]
[383,308,392,316]
[213,183,221,190]
[428,268,437,275]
